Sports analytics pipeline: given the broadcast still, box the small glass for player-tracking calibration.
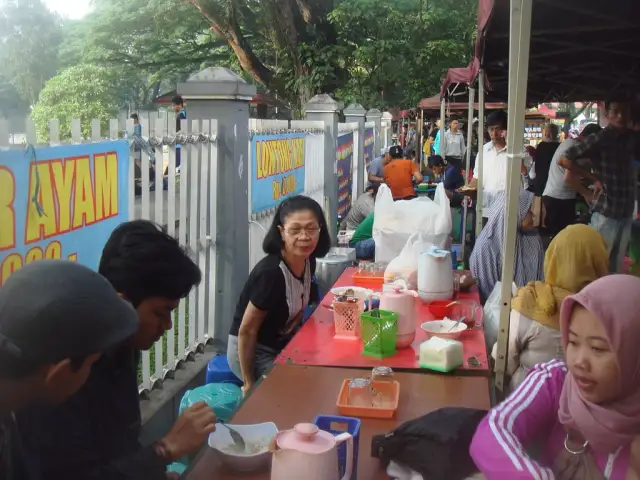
[371,366,394,382]
[450,299,483,329]
[452,271,461,300]
[347,378,373,407]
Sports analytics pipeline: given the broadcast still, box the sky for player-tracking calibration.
[43,0,92,19]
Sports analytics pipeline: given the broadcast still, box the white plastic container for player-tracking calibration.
[417,247,453,303]
[418,337,463,373]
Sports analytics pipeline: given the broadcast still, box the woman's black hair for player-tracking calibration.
[262,195,331,258]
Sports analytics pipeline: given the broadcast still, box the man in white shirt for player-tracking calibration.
[466,110,509,222]
[542,123,602,235]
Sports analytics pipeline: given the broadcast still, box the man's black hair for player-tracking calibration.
[485,110,508,129]
[604,94,631,112]
[98,220,201,307]
[389,145,403,159]
[580,123,602,137]
[630,102,640,126]
[172,95,184,106]
[262,195,331,258]
[130,113,139,121]
[429,155,445,167]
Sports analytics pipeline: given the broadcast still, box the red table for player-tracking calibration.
[276,268,489,374]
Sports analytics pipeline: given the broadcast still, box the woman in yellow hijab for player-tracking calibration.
[491,224,609,391]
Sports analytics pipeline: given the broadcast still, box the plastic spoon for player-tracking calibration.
[218,423,246,451]
[448,316,466,332]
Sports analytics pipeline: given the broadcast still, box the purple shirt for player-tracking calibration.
[470,360,631,479]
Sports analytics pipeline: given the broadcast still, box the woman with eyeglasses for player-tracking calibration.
[227,196,331,394]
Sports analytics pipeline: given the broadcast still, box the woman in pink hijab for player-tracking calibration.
[470,275,640,479]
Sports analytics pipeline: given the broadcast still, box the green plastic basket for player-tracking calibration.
[360,309,398,358]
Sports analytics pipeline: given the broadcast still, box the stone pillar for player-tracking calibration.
[344,103,367,197]
[177,67,256,345]
[304,94,343,241]
[381,112,393,149]
[366,108,383,157]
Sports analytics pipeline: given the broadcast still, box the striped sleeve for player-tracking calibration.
[470,360,567,479]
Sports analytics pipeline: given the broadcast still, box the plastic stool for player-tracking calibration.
[205,354,242,386]
[313,414,361,480]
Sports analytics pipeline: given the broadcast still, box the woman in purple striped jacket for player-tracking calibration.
[471,275,640,479]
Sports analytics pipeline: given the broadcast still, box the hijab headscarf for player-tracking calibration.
[470,189,544,301]
[511,225,609,329]
[558,274,640,453]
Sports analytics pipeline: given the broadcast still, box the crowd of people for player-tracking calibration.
[2,96,640,479]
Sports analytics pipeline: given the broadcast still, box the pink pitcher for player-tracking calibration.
[270,423,353,480]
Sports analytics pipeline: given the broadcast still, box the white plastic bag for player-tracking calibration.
[384,232,433,290]
[373,183,451,263]
[483,281,517,353]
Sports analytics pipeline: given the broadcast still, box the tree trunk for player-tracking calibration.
[186,0,274,87]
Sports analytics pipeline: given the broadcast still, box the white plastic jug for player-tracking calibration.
[417,247,453,303]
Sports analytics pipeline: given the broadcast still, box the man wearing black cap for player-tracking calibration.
[17,221,212,480]
[0,260,140,480]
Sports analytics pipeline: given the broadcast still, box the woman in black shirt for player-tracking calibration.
[228,196,331,393]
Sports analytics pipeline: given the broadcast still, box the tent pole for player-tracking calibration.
[495,0,533,393]
[461,87,475,262]
[420,109,425,165]
[440,98,446,161]
[476,73,485,237]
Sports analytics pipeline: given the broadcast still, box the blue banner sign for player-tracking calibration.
[0,141,130,287]
[251,133,306,213]
[337,133,354,218]
[364,128,375,171]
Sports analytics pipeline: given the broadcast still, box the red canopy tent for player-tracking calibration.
[418,94,505,111]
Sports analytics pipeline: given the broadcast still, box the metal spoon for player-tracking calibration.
[218,422,246,451]
[448,316,466,332]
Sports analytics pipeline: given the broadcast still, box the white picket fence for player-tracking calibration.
[130,113,218,395]
[0,115,218,396]
[2,111,380,396]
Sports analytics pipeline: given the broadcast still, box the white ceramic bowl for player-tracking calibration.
[208,422,277,472]
[421,319,468,340]
[331,286,374,299]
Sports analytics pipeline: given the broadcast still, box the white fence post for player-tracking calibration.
[305,94,342,241]
[366,108,383,159]
[344,104,366,198]
[178,67,255,347]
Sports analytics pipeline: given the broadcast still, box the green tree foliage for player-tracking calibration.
[18,0,477,123]
[31,64,121,141]
[329,0,476,108]
[78,0,476,109]
[0,0,63,105]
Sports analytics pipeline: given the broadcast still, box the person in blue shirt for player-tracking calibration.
[429,155,465,206]
[168,95,187,172]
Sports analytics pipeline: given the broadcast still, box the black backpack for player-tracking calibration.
[371,407,487,480]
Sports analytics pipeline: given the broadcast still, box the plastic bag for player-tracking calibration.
[373,183,451,263]
[179,383,242,423]
[483,281,517,353]
[385,232,433,290]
